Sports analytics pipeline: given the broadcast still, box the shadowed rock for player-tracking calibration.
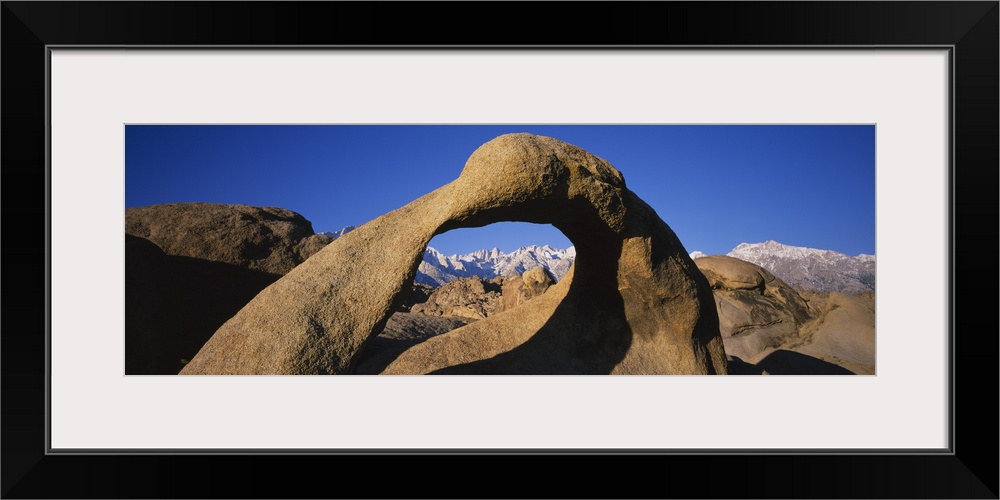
[396,283,435,312]
[125,203,333,374]
[181,133,728,375]
[125,234,174,374]
[754,349,855,375]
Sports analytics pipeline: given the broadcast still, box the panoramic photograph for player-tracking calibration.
[124,125,876,375]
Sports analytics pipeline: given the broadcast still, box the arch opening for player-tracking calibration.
[352,221,583,374]
[416,221,575,286]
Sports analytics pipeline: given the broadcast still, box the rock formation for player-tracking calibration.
[494,266,555,314]
[125,203,333,374]
[695,255,875,374]
[125,202,332,274]
[180,133,728,375]
[410,277,503,320]
[694,255,813,361]
[353,313,472,375]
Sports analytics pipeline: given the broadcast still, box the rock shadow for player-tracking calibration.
[756,349,854,375]
[353,336,426,374]
[126,235,281,374]
[727,350,854,375]
[723,356,765,375]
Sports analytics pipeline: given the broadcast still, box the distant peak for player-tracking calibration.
[724,240,875,293]
[729,240,876,261]
[318,225,357,239]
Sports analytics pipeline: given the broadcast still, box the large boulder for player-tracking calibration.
[125,203,332,374]
[494,266,555,314]
[125,202,331,274]
[181,133,728,375]
[694,255,813,361]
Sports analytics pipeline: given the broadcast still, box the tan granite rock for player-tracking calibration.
[410,277,501,320]
[494,266,555,314]
[694,255,813,361]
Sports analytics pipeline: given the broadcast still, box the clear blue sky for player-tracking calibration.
[125,125,875,257]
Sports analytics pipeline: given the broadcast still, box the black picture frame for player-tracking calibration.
[3,2,997,498]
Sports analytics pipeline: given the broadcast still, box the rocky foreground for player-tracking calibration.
[126,203,875,375]
[126,134,874,375]
[125,203,334,374]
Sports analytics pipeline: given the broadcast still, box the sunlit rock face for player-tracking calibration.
[694,255,813,362]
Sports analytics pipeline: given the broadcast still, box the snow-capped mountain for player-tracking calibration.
[321,225,575,287]
[322,226,871,293]
[417,244,576,287]
[318,226,358,239]
[726,240,875,294]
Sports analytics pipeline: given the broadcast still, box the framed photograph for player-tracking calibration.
[3,2,996,498]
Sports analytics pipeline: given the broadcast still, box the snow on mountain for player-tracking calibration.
[726,240,875,294]
[317,226,358,239]
[316,228,872,293]
[416,244,577,287]
[320,225,576,287]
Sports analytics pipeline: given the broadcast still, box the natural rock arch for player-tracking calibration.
[180,133,728,375]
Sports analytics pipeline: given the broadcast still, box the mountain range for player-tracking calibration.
[712,240,875,294]
[321,226,576,286]
[317,226,358,239]
[323,227,874,293]
[417,245,576,286]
